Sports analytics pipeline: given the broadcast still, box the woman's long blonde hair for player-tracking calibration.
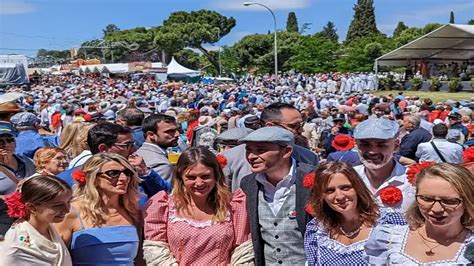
[405,163,474,229]
[171,147,231,222]
[74,153,141,227]
[60,122,94,158]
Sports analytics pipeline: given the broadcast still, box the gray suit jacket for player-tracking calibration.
[136,142,173,181]
[239,162,315,266]
[223,144,319,192]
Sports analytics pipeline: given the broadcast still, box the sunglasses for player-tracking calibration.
[0,138,15,145]
[99,169,134,180]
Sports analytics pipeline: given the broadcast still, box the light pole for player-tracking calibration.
[243,1,278,83]
[216,27,222,77]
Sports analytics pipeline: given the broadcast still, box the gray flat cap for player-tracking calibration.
[216,128,254,142]
[354,118,399,140]
[11,112,40,127]
[239,126,294,146]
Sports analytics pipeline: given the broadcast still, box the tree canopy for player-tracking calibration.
[346,0,380,43]
[286,12,299,33]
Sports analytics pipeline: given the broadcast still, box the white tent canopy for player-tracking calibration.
[166,57,200,77]
[376,24,474,68]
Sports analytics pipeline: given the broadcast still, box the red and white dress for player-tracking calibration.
[144,189,251,265]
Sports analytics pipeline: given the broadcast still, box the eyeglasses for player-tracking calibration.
[113,141,135,150]
[416,195,463,209]
[275,122,304,131]
[0,138,15,145]
[99,169,134,182]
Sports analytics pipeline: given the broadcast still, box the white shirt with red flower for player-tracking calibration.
[354,160,415,212]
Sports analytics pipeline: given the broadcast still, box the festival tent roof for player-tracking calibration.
[375,24,474,67]
[166,57,200,77]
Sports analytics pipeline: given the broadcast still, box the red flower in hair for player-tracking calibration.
[406,161,435,185]
[216,154,227,168]
[3,192,29,219]
[379,186,403,206]
[463,147,474,163]
[72,169,87,185]
[303,173,316,188]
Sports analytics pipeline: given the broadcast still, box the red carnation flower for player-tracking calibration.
[379,186,403,206]
[463,147,474,163]
[303,173,316,188]
[406,161,435,185]
[4,192,29,219]
[216,154,227,168]
[72,169,87,185]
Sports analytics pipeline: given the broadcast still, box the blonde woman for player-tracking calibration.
[54,153,142,265]
[365,163,473,264]
[32,147,69,176]
[59,123,93,169]
[143,147,252,265]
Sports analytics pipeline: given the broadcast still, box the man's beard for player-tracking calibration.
[358,152,394,170]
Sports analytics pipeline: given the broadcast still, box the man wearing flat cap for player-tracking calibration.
[10,112,51,159]
[239,126,315,266]
[353,118,415,212]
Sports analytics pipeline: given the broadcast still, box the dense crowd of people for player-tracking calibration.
[0,73,473,265]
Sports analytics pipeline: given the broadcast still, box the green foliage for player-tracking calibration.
[155,10,236,71]
[423,23,443,34]
[393,27,423,47]
[36,49,70,64]
[77,39,104,60]
[346,0,379,43]
[232,33,273,73]
[429,76,442,91]
[449,77,460,92]
[286,35,340,73]
[393,22,408,38]
[299,23,312,34]
[103,24,120,38]
[410,77,423,91]
[286,12,299,33]
[449,11,455,23]
[105,27,156,62]
[318,21,338,42]
[337,33,391,72]
[469,19,474,25]
[173,49,201,70]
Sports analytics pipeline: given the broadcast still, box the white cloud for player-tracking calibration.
[213,0,311,11]
[0,1,36,15]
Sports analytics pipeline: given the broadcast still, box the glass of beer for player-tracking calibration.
[167,147,181,165]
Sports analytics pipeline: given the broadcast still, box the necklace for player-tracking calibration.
[339,223,363,237]
[417,227,465,256]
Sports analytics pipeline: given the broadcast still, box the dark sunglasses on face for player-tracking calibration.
[0,138,15,145]
[99,169,134,180]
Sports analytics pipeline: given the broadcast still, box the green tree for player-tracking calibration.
[299,23,312,34]
[287,35,340,73]
[449,11,455,23]
[154,10,236,71]
[393,27,423,47]
[318,21,338,42]
[393,21,408,38]
[468,19,474,25]
[36,49,70,63]
[346,0,380,43]
[422,23,443,34]
[103,24,120,38]
[232,33,273,73]
[77,39,104,60]
[286,12,299,33]
[105,27,156,62]
[173,49,201,70]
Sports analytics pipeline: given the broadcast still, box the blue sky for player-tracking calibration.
[1,0,473,57]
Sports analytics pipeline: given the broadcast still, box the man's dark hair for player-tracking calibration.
[142,114,176,135]
[260,102,297,124]
[432,123,448,138]
[116,108,144,127]
[87,122,132,154]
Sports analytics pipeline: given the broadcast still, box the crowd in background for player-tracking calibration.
[0,72,473,265]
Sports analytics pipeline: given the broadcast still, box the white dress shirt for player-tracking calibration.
[415,139,464,164]
[255,159,296,216]
[354,160,415,212]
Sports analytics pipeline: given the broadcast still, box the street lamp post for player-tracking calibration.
[243,1,278,83]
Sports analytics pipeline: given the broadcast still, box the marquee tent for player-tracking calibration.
[166,57,200,78]
[375,24,474,70]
